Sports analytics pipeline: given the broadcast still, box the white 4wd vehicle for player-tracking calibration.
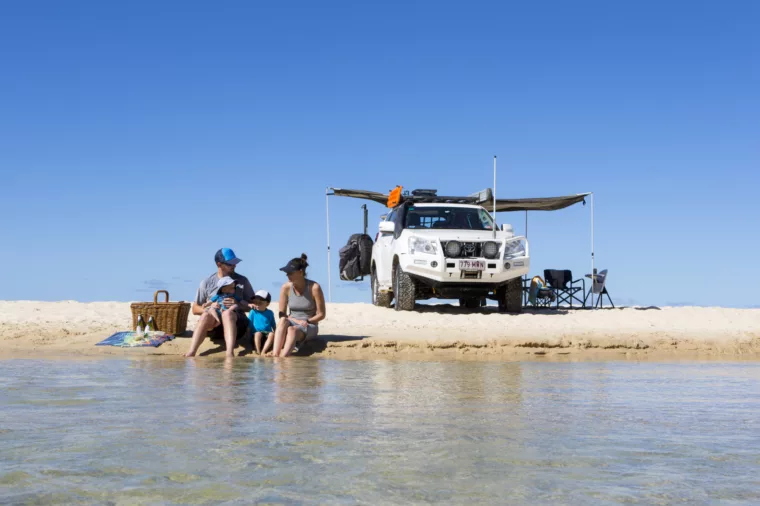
[370,198,529,312]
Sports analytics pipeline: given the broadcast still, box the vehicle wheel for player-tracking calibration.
[499,278,523,313]
[459,297,481,309]
[393,265,416,311]
[372,268,393,308]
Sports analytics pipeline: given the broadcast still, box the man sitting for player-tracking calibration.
[184,248,255,358]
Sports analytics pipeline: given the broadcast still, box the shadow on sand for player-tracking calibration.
[411,303,573,316]
[292,334,367,357]
[198,334,367,358]
[199,336,254,357]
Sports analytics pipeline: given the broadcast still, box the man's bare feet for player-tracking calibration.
[184,351,196,357]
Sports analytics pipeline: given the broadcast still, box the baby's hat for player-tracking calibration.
[213,276,236,294]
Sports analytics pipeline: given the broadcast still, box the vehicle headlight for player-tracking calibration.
[409,236,438,255]
[503,239,526,259]
[483,241,500,259]
[444,240,461,258]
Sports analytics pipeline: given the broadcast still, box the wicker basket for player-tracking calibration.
[130,290,191,336]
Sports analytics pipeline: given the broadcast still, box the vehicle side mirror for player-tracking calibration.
[501,224,513,234]
[379,221,395,234]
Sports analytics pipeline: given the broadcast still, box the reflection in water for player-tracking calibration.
[1,359,759,504]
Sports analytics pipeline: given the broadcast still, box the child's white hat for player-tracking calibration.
[253,290,271,303]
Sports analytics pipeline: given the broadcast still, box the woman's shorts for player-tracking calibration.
[288,319,319,340]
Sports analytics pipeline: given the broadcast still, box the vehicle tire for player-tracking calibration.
[393,265,416,311]
[371,268,393,308]
[500,277,523,313]
[459,297,481,309]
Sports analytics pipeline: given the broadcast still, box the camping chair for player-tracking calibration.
[584,269,614,308]
[544,269,586,308]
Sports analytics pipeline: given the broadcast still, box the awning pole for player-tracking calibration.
[492,155,497,239]
[524,210,528,307]
[326,187,332,303]
[590,192,595,309]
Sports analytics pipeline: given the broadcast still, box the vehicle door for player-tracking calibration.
[375,209,396,286]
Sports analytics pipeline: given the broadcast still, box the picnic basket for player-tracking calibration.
[130,290,191,335]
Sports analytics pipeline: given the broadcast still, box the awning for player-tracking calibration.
[329,187,590,212]
[494,193,591,212]
[329,188,388,206]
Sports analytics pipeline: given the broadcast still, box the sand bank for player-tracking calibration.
[0,301,758,360]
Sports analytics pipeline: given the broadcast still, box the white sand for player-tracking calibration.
[0,301,758,360]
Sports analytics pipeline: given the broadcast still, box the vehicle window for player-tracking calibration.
[478,209,494,230]
[386,210,396,222]
[404,207,493,230]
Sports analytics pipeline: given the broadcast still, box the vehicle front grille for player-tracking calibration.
[441,241,483,258]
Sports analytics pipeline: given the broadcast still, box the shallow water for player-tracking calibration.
[1,358,759,505]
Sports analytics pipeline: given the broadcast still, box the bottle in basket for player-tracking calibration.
[136,314,146,335]
[146,316,156,333]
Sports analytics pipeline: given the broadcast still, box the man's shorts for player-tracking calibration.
[288,319,319,340]
[210,313,249,341]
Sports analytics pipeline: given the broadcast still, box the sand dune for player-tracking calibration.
[1,301,758,360]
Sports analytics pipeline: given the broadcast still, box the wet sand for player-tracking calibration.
[1,301,758,360]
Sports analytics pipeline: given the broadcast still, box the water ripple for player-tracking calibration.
[0,358,759,504]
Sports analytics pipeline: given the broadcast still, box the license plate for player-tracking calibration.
[459,259,485,270]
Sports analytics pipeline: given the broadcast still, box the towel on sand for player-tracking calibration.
[96,331,174,348]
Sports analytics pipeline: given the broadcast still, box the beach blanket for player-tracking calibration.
[96,331,175,348]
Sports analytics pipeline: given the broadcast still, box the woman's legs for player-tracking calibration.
[184,311,220,357]
[271,318,291,357]
[282,326,305,357]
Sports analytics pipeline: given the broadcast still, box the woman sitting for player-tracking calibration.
[270,254,326,357]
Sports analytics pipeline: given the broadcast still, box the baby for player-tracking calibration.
[206,276,241,324]
[248,290,276,355]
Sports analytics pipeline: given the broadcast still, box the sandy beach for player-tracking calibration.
[0,301,758,360]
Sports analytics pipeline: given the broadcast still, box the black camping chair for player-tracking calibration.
[543,269,586,308]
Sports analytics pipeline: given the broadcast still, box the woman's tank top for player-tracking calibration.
[289,280,317,321]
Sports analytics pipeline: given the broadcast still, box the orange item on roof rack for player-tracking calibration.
[387,186,403,208]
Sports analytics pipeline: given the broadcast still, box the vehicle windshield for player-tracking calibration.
[404,207,494,231]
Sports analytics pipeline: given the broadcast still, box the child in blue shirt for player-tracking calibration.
[249,290,277,355]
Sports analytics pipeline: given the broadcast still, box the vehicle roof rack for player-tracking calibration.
[405,194,481,204]
[410,189,438,197]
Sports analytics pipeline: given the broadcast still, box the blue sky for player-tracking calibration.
[0,1,757,307]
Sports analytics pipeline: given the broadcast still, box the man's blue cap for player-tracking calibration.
[214,248,242,265]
